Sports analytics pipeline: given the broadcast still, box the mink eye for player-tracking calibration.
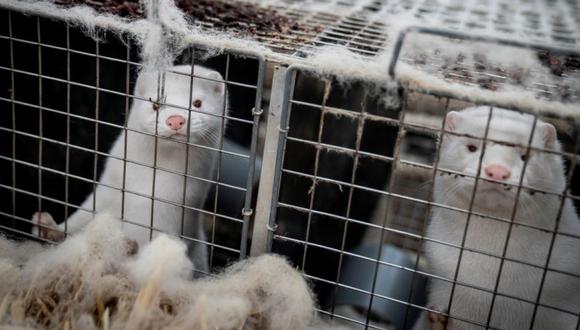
[467,144,478,152]
[521,154,528,162]
[193,99,202,108]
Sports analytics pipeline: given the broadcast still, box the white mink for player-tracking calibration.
[32,65,227,272]
[418,106,580,329]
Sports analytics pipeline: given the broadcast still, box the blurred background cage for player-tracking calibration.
[1,0,580,329]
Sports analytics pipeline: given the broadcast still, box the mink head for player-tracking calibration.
[436,106,566,210]
[128,65,226,145]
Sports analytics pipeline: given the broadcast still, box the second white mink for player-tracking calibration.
[33,65,227,272]
[420,106,580,330]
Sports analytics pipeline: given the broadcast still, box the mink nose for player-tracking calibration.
[484,164,511,181]
[166,115,185,131]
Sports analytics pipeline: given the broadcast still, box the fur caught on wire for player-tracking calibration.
[0,214,342,330]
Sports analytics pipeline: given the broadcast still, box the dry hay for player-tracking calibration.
[0,214,341,330]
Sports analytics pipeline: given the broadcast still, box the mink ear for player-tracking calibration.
[444,111,461,131]
[540,122,557,148]
[207,71,224,95]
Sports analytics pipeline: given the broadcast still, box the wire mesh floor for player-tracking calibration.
[190,0,580,107]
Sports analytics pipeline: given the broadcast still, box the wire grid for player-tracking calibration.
[6,1,578,108]
[266,65,580,329]
[258,0,580,105]
[264,2,388,58]
[393,28,580,105]
[244,0,580,57]
[36,0,577,61]
[0,8,264,272]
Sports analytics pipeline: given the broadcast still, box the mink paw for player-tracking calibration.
[427,306,449,330]
[125,238,139,256]
[31,212,65,242]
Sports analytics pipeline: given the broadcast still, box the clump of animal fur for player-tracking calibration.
[0,214,331,330]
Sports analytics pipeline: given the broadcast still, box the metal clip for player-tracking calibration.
[266,223,278,232]
[252,107,263,116]
[241,208,253,217]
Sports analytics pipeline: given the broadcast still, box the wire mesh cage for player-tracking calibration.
[1,0,580,329]
[254,4,580,327]
[262,62,580,329]
[0,7,266,273]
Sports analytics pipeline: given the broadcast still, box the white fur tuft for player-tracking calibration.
[128,234,193,286]
[0,216,340,329]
